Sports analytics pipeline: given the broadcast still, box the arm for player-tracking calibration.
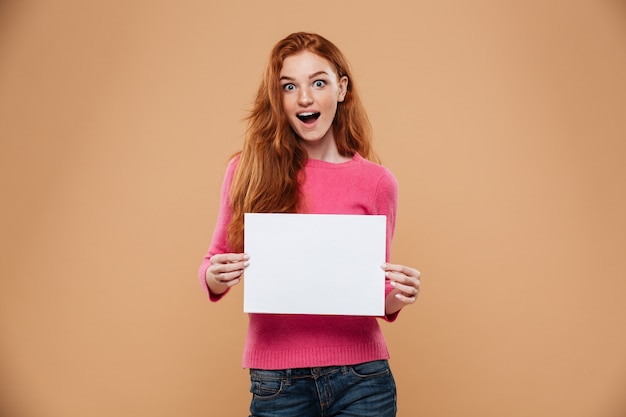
[198,156,244,301]
[371,167,421,318]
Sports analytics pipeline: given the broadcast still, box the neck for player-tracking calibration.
[302,139,351,163]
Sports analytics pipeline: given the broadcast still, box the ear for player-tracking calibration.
[337,76,349,102]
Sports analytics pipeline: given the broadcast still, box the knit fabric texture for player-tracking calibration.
[198,153,400,369]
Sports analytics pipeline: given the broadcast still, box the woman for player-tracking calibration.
[198,32,421,417]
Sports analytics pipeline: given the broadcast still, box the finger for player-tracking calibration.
[222,277,241,288]
[210,253,250,265]
[210,270,244,287]
[381,263,421,279]
[390,280,420,297]
[208,261,249,285]
[386,271,420,288]
[213,268,244,281]
[210,259,249,275]
[394,292,418,303]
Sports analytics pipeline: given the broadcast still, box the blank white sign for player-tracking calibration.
[243,213,386,316]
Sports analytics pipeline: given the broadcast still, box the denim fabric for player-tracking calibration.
[249,360,397,417]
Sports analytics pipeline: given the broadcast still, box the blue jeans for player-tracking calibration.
[249,360,397,417]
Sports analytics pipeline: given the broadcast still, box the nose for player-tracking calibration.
[297,87,313,106]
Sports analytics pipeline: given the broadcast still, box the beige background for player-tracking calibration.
[1,1,625,416]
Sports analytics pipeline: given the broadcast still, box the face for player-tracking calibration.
[279,51,348,152]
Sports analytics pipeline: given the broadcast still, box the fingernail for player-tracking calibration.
[390,280,396,286]
[243,254,250,260]
[244,261,250,267]
[380,263,386,269]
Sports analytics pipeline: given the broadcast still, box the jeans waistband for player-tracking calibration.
[249,360,389,385]
[250,365,350,384]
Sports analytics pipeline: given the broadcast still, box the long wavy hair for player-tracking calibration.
[227,32,378,251]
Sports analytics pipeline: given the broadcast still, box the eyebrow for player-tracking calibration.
[279,71,329,82]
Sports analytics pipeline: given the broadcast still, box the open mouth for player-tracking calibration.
[296,112,320,124]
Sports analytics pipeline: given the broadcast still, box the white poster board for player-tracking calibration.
[243,213,386,316]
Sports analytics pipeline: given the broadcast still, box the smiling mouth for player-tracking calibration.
[297,112,320,124]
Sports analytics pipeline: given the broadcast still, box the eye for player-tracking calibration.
[282,83,296,92]
[313,80,326,88]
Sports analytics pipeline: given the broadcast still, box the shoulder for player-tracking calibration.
[353,154,398,189]
[224,152,242,177]
[216,153,242,192]
[226,152,241,170]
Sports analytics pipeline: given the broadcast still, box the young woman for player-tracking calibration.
[198,32,421,417]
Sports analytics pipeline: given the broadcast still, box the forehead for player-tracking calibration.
[280,51,337,77]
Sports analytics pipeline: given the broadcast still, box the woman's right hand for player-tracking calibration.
[206,253,250,294]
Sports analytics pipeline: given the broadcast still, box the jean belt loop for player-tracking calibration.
[284,369,292,386]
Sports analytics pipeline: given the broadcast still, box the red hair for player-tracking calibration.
[227,32,378,251]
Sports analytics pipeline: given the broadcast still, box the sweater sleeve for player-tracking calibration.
[373,169,398,262]
[198,156,239,301]
[372,168,400,322]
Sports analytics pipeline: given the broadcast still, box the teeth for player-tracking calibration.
[298,112,315,116]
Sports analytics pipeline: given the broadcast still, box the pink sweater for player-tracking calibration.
[198,153,400,369]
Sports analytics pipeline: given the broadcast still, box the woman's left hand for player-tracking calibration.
[383,263,421,314]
